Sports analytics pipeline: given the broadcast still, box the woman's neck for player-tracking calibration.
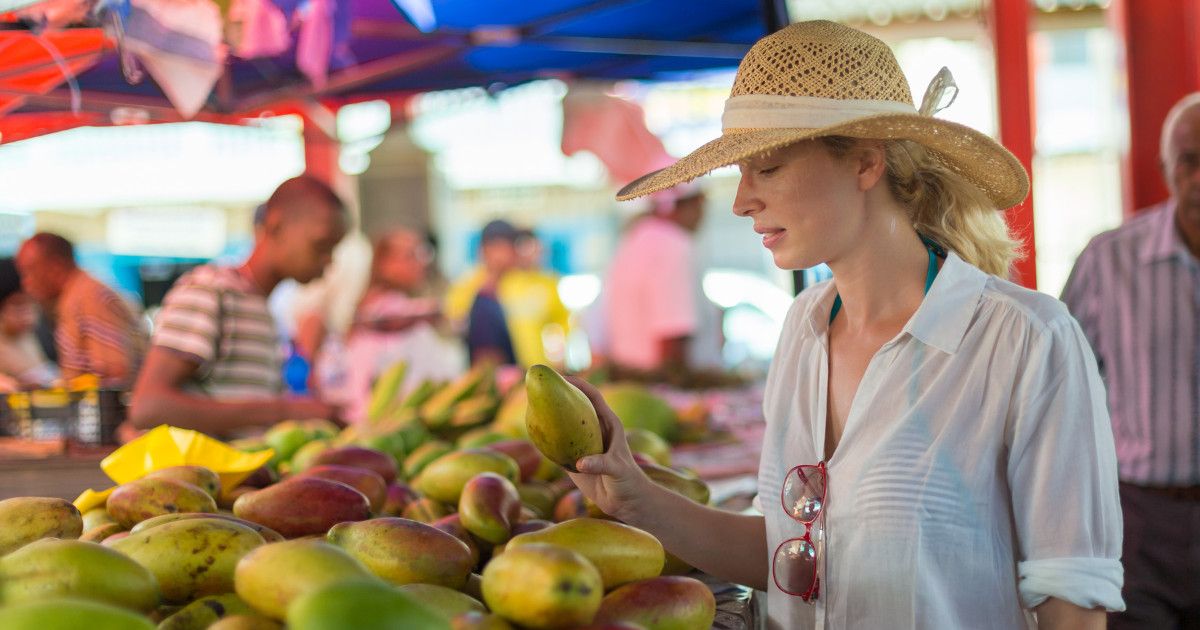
[827,214,932,334]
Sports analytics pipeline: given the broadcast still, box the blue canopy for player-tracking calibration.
[4,0,780,119]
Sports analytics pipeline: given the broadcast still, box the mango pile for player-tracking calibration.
[0,363,720,630]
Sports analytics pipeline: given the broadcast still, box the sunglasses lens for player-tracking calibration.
[782,465,825,522]
[773,538,818,597]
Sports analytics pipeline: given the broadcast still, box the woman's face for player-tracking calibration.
[732,140,868,271]
[0,292,37,336]
[379,234,430,291]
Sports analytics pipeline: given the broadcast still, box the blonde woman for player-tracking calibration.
[566,21,1122,629]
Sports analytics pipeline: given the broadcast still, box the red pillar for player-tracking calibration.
[987,0,1037,290]
[1110,0,1200,216]
[302,109,340,187]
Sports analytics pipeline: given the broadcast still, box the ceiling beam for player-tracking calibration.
[232,44,459,113]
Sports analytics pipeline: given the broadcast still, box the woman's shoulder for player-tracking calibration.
[974,270,1077,337]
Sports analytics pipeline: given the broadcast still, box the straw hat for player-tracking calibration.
[616,20,1030,210]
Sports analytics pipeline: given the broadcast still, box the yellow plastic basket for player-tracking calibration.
[73,425,273,512]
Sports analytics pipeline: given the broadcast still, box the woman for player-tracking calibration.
[0,258,58,392]
[336,228,463,423]
[565,21,1122,629]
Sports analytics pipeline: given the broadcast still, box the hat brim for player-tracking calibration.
[616,112,1030,211]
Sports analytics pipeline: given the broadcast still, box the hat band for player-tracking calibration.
[721,94,917,130]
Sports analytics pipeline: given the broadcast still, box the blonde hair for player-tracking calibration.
[821,136,1023,277]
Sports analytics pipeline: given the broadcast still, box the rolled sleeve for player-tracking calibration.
[1006,313,1124,612]
[1018,557,1124,611]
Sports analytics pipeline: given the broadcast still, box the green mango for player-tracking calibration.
[158,593,257,630]
[596,384,678,442]
[109,518,265,604]
[481,543,602,630]
[287,578,449,630]
[82,506,117,532]
[524,365,603,472]
[234,540,376,620]
[395,584,486,619]
[403,440,454,480]
[0,539,160,611]
[0,497,83,556]
[414,449,519,504]
[0,596,156,630]
[506,518,663,590]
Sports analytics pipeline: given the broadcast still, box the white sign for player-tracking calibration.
[106,206,227,258]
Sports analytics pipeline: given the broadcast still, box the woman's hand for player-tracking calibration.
[563,375,653,524]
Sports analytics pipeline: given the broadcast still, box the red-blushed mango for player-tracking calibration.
[327,518,474,589]
[451,611,516,630]
[458,472,522,545]
[144,465,222,498]
[593,576,715,630]
[381,481,421,516]
[307,446,399,484]
[293,465,388,512]
[233,477,370,538]
[482,440,543,482]
[107,478,218,529]
[431,514,480,568]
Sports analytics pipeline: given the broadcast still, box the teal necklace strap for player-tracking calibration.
[828,237,945,325]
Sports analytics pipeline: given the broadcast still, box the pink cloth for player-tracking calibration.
[604,216,697,370]
[228,0,290,60]
[561,87,674,187]
[295,0,333,88]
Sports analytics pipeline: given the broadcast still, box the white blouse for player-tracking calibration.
[756,253,1123,629]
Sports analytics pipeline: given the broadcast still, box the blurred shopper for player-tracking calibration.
[502,228,571,367]
[566,21,1121,629]
[445,220,520,366]
[16,233,145,388]
[128,175,347,438]
[0,258,58,391]
[603,183,706,373]
[1062,92,1200,629]
[337,228,464,423]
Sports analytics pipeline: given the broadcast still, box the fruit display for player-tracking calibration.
[0,363,760,629]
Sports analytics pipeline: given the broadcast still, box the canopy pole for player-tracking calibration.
[1109,0,1200,216]
[987,0,1037,289]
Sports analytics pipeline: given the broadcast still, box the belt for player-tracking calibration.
[1127,483,1200,501]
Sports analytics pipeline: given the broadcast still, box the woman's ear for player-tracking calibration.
[855,141,888,191]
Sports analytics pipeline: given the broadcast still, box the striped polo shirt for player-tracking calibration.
[55,270,146,387]
[152,265,282,399]
[1061,200,1200,486]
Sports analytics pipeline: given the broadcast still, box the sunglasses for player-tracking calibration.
[772,462,826,602]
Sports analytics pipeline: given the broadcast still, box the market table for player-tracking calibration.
[0,439,114,501]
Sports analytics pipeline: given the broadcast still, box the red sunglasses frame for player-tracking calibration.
[772,461,826,602]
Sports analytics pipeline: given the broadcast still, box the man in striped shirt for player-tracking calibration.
[15,233,146,388]
[128,175,347,438]
[1061,92,1200,629]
